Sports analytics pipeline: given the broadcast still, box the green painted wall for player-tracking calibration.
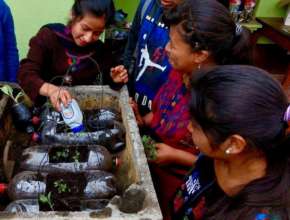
[115,0,139,21]
[255,0,286,18]
[5,0,139,59]
[6,0,73,59]
[4,0,286,59]
[254,0,286,44]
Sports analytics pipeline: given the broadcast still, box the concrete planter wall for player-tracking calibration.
[1,86,162,220]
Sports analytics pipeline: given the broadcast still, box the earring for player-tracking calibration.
[198,63,201,69]
[225,148,232,155]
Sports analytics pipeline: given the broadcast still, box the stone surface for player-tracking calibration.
[119,184,146,213]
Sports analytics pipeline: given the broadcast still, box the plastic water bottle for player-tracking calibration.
[5,198,110,212]
[8,171,117,201]
[20,145,120,173]
[60,99,84,133]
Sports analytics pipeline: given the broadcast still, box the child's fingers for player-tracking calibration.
[116,65,125,71]
[110,67,115,73]
[122,76,128,83]
[112,65,125,73]
[129,97,135,104]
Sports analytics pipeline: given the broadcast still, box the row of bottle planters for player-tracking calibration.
[14,103,126,154]
[2,90,128,212]
[5,145,120,212]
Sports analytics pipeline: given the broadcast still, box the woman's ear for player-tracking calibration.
[193,50,210,64]
[187,122,194,134]
[221,134,247,155]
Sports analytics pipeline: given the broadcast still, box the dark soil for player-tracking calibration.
[83,109,121,132]
[39,172,86,211]
[48,146,88,163]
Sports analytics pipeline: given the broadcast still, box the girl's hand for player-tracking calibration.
[151,143,176,165]
[110,65,128,83]
[49,87,71,112]
[151,143,198,167]
[129,97,144,126]
[40,83,72,111]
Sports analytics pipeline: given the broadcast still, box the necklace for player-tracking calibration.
[65,50,95,72]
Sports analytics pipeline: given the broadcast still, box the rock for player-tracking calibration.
[119,184,146,213]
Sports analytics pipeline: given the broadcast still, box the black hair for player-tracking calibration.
[163,0,252,65]
[190,65,289,163]
[71,0,115,26]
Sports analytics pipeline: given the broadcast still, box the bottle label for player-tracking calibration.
[62,105,74,119]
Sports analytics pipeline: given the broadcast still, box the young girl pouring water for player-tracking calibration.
[18,0,128,111]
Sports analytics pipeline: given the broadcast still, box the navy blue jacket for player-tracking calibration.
[123,0,172,115]
[0,0,19,82]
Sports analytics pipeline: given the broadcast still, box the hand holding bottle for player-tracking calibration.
[60,99,84,133]
[39,83,72,111]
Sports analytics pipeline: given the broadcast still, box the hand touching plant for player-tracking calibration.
[142,135,157,161]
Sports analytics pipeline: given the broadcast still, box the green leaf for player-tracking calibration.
[47,192,54,210]
[73,150,80,163]
[39,194,48,203]
[47,192,52,200]
[0,85,14,98]
[142,135,157,161]
[39,192,54,210]
[14,91,24,103]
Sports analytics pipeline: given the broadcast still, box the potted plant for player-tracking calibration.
[0,84,34,133]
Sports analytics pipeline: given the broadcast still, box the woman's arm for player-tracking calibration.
[129,97,153,126]
[39,83,71,111]
[153,143,198,166]
[17,27,52,102]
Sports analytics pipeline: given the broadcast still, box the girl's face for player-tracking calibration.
[187,121,225,159]
[71,13,106,47]
[165,25,197,74]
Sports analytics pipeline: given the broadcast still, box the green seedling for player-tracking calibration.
[72,150,80,163]
[39,192,54,210]
[52,148,69,161]
[0,84,24,103]
[54,179,71,194]
[142,135,157,161]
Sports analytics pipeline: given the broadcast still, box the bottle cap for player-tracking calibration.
[112,157,121,170]
[31,132,40,142]
[0,183,7,194]
[31,116,41,125]
[26,126,35,134]
[71,124,85,133]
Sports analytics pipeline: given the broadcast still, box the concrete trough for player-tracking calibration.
[0,86,162,220]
